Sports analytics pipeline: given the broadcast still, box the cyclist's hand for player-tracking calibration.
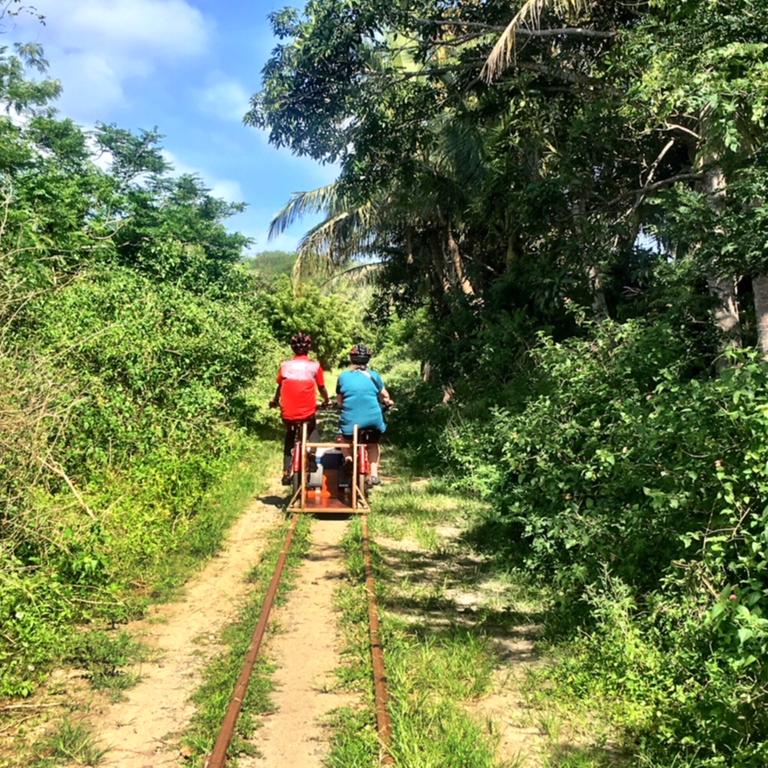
[269,399,279,409]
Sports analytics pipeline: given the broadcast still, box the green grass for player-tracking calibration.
[372,477,489,549]
[181,515,312,766]
[328,465,631,768]
[59,443,281,707]
[146,439,282,603]
[33,719,106,767]
[2,438,281,707]
[65,630,148,701]
[0,438,279,768]
[327,516,501,768]
[521,645,637,768]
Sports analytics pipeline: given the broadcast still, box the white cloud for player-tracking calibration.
[33,0,208,58]
[198,77,250,122]
[53,52,127,112]
[84,133,116,172]
[161,149,244,203]
[209,179,244,202]
[11,0,211,118]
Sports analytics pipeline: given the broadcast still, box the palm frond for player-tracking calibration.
[268,182,340,239]
[433,116,488,186]
[320,261,385,288]
[292,201,378,281]
[482,0,591,82]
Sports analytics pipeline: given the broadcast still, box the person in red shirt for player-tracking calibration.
[270,332,330,484]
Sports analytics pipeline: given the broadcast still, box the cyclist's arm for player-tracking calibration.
[269,382,281,408]
[373,372,394,407]
[314,366,330,406]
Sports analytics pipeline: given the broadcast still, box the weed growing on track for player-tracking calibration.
[328,493,502,768]
[32,719,106,767]
[65,630,148,701]
[181,514,311,767]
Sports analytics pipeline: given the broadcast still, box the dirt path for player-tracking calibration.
[241,517,353,768]
[90,488,284,768]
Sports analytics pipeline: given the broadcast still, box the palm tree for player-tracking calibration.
[269,182,384,283]
[483,0,594,81]
[269,110,496,301]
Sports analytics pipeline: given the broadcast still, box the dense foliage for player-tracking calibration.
[254,1,768,764]
[0,41,318,697]
[255,274,371,368]
[445,324,768,766]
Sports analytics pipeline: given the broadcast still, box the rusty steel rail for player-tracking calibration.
[205,513,300,768]
[363,515,395,765]
[205,511,394,767]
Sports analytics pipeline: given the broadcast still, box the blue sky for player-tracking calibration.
[8,0,334,253]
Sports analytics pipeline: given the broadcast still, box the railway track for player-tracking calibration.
[204,512,393,767]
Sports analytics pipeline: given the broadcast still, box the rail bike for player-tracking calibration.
[285,404,374,514]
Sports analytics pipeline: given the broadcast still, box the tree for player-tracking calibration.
[253,0,768,373]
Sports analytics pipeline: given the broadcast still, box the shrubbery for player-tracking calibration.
[256,274,370,368]
[437,320,768,766]
[0,44,291,696]
[0,263,282,695]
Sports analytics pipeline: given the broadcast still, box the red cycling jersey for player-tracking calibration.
[277,355,325,421]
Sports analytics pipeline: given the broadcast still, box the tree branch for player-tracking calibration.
[664,122,701,142]
[414,18,616,38]
[609,171,705,214]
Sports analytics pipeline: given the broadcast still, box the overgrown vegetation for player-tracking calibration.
[6,0,768,764]
[0,29,341,704]
[331,510,500,768]
[254,1,768,765]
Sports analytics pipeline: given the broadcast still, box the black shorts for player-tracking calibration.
[337,428,382,444]
[282,417,318,452]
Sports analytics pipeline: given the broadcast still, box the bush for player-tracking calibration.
[0,265,282,696]
[441,319,768,765]
[255,275,369,368]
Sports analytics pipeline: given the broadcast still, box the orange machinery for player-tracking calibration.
[287,423,370,514]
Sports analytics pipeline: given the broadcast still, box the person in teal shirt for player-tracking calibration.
[336,343,394,485]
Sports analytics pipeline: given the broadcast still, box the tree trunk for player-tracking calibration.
[586,263,610,319]
[708,273,741,358]
[444,225,476,298]
[571,191,609,320]
[405,226,415,266]
[753,274,768,360]
[429,235,452,296]
[703,165,741,366]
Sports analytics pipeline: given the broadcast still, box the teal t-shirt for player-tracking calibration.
[336,368,387,435]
